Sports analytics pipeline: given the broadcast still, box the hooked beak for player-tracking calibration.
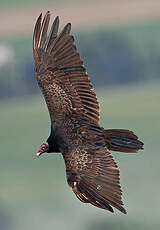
[36,151,43,157]
[36,142,49,157]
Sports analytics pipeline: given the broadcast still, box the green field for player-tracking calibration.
[6,19,160,61]
[2,19,160,98]
[0,83,160,230]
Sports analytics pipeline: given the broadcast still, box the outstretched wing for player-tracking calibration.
[33,12,99,124]
[64,127,126,214]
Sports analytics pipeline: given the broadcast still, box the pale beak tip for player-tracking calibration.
[36,152,41,157]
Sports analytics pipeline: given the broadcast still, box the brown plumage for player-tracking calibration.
[33,11,144,214]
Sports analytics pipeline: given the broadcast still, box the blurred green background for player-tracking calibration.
[0,0,160,230]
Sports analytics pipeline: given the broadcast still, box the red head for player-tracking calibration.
[37,142,49,157]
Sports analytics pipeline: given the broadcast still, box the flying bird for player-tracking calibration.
[33,11,143,214]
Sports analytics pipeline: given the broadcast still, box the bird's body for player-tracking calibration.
[33,11,143,214]
[47,117,126,213]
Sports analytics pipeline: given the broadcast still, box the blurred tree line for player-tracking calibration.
[1,21,160,99]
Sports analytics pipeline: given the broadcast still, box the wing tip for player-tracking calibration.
[106,202,127,214]
[64,22,72,34]
[55,15,59,23]
[39,12,42,19]
[119,206,127,214]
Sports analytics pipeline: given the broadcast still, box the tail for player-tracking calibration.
[103,129,144,153]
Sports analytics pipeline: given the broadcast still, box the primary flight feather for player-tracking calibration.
[33,11,143,214]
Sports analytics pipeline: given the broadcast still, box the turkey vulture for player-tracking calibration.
[33,11,143,214]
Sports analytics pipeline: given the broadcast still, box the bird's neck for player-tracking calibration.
[47,125,60,153]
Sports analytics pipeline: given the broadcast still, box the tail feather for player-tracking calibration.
[104,129,144,153]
